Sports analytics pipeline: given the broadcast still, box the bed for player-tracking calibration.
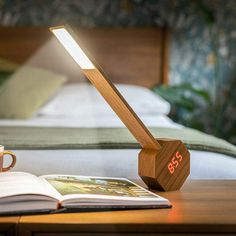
[0,27,236,181]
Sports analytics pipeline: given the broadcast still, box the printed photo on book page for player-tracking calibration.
[40,175,169,203]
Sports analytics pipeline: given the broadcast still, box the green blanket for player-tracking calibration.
[0,126,235,157]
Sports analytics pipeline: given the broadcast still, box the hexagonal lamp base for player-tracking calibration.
[139,139,190,191]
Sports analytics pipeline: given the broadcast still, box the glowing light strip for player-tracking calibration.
[51,28,95,69]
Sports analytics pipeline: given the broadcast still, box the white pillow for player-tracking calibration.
[38,83,170,117]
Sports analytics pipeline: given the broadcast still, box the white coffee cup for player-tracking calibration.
[0,145,16,172]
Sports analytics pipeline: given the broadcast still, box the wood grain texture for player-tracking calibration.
[0,216,19,236]
[18,180,236,235]
[139,139,190,191]
[83,68,160,150]
[0,27,169,87]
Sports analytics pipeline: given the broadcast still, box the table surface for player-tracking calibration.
[1,180,236,235]
[0,216,19,236]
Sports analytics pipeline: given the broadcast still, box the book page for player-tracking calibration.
[0,172,59,200]
[41,175,169,205]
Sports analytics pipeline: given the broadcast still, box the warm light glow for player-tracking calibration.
[51,27,95,69]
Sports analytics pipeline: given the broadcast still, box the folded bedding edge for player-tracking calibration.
[0,126,235,158]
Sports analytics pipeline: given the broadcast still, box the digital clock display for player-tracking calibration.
[168,151,183,174]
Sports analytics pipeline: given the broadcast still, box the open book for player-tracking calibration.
[0,172,171,215]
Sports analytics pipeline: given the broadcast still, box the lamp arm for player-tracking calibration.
[83,68,161,150]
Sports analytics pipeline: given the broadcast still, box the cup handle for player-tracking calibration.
[2,151,16,172]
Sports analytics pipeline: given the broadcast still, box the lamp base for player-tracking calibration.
[138,139,190,191]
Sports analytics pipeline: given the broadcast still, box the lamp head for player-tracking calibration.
[50,26,95,69]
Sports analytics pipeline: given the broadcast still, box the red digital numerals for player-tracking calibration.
[168,151,183,174]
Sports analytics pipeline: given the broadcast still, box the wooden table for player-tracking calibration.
[0,216,19,236]
[1,180,236,236]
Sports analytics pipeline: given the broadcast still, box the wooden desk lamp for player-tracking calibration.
[50,25,190,191]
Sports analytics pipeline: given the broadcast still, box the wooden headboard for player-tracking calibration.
[0,27,169,87]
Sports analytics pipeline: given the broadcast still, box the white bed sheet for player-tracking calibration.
[9,149,236,179]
